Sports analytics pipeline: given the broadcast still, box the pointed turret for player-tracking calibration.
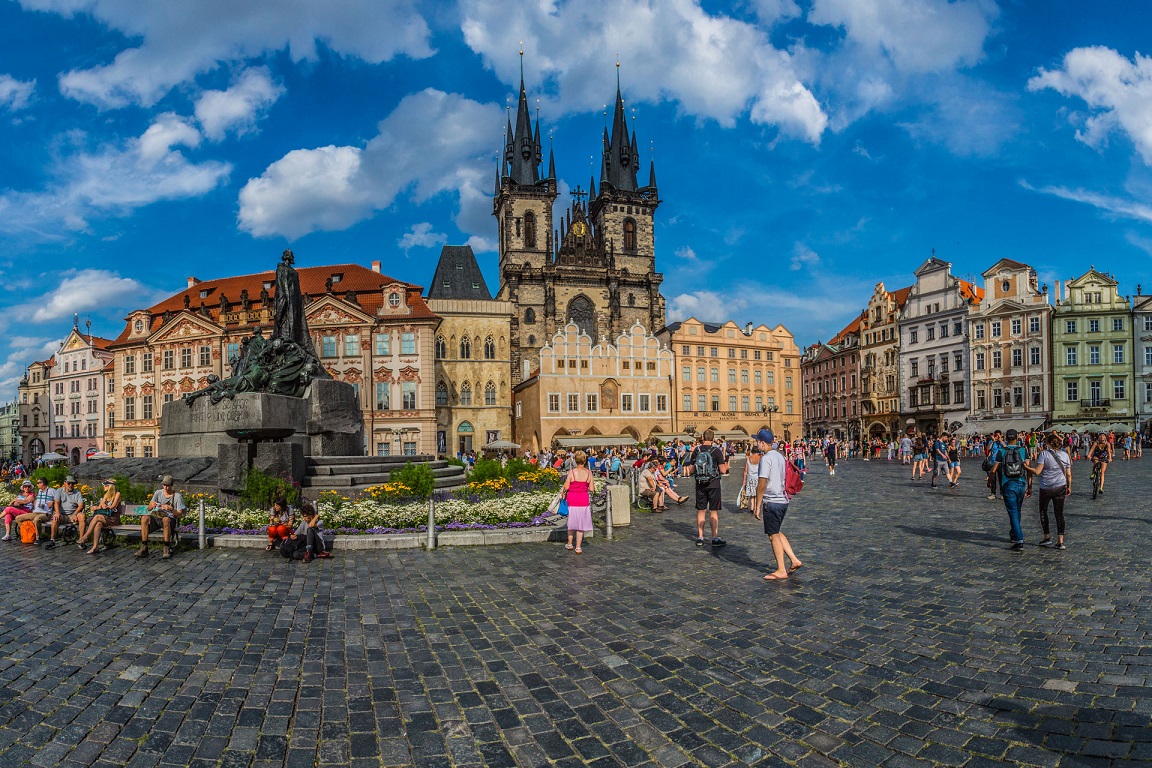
[647,159,657,190]
[601,78,640,193]
[493,156,502,197]
[547,145,555,180]
[507,72,540,186]
[589,175,596,199]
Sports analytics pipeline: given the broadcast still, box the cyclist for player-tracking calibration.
[1088,433,1113,496]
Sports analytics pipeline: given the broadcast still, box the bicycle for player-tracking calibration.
[1090,461,1102,500]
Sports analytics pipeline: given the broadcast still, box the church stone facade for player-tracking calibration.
[496,71,666,384]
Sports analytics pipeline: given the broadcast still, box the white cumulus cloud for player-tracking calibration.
[20,0,432,108]
[459,0,827,142]
[790,243,820,270]
[0,74,35,110]
[239,89,502,240]
[0,113,231,235]
[194,67,284,140]
[1028,46,1152,165]
[31,269,166,322]
[398,222,447,251]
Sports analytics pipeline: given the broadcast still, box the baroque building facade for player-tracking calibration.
[657,319,801,442]
[512,323,674,452]
[1133,287,1152,433]
[496,70,665,384]
[48,326,115,464]
[858,283,911,438]
[106,261,440,458]
[898,256,983,435]
[1050,269,1134,430]
[965,259,1053,433]
[427,245,513,455]
[801,317,861,440]
[17,357,52,464]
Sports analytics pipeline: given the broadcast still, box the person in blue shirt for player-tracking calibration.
[930,435,949,489]
[990,429,1031,551]
[985,430,1005,500]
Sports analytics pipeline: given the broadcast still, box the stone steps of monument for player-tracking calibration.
[301,471,466,491]
[306,455,437,467]
[299,458,467,492]
[305,462,461,478]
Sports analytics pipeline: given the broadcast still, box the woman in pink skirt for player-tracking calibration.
[563,450,594,553]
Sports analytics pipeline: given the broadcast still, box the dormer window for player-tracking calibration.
[331,274,342,284]
[388,292,401,309]
[200,289,209,299]
[262,281,273,291]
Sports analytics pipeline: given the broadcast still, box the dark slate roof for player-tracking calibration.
[427,245,492,301]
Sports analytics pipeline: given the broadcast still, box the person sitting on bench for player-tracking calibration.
[12,478,55,544]
[2,480,35,541]
[43,476,84,550]
[639,460,666,510]
[81,478,121,554]
[266,496,294,552]
[280,501,331,562]
[138,475,185,559]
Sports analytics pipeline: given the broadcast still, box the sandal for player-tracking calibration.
[574,548,582,554]
[265,543,275,551]
[564,543,574,550]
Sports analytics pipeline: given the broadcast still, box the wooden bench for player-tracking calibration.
[111,504,183,548]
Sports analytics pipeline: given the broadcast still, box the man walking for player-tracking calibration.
[824,437,838,476]
[683,429,728,548]
[985,429,1005,500]
[990,429,1031,551]
[752,429,802,580]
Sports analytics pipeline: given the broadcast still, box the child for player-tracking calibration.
[281,501,332,562]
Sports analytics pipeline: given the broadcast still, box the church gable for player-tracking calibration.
[306,296,374,327]
[150,314,219,343]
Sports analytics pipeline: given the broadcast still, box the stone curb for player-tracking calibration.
[211,522,593,550]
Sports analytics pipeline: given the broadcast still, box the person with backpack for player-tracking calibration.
[752,429,803,580]
[984,430,1005,500]
[990,429,1031,551]
[683,428,728,548]
[1024,432,1071,550]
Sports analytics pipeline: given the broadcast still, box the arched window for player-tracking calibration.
[484,336,495,359]
[628,292,635,306]
[527,335,536,346]
[435,381,448,406]
[524,211,537,249]
[459,337,471,359]
[623,218,637,251]
[567,295,596,340]
[435,335,446,359]
[460,382,472,405]
[524,307,536,324]
[485,381,497,406]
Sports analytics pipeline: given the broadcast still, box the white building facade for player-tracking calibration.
[1134,290,1152,434]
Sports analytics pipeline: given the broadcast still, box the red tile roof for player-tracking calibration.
[829,315,862,345]
[110,263,436,347]
[958,279,985,303]
[888,285,913,308]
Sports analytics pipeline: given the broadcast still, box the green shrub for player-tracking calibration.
[502,457,533,480]
[113,474,155,504]
[391,462,435,500]
[241,467,300,510]
[30,464,71,487]
[468,458,504,484]
[445,456,466,468]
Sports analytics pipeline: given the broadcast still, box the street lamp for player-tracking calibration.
[761,404,779,434]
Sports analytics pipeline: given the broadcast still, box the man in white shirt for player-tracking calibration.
[752,429,803,581]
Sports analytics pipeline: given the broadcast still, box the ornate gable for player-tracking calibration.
[306,296,374,327]
[150,313,219,344]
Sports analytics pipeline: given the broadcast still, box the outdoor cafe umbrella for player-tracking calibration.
[1048,423,1076,432]
[1105,423,1132,432]
[38,452,67,462]
[88,451,113,459]
[1080,423,1105,433]
[484,440,521,451]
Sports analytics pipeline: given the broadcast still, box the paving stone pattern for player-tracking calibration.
[1,455,1150,767]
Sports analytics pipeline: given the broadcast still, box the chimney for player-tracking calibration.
[187,276,200,288]
[371,260,381,273]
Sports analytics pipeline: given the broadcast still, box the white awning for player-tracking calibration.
[554,435,638,448]
[962,417,1047,434]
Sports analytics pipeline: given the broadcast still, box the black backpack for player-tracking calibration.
[1000,445,1026,479]
[693,447,721,484]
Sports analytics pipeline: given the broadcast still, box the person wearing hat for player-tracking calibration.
[11,477,55,544]
[1,480,36,541]
[989,428,1031,551]
[140,475,185,559]
[752,429,803,580]
[43,475,85,550]
[79,479,122,554]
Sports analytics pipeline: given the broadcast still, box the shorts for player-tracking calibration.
[949,462,960,469]
[933,460,948,474]
[639,488,656,498]
[762,502,788,536]
[913,454,926,461]
[695,485,722,511]
[144,514,177,529]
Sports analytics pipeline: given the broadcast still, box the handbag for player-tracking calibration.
[546,490,564,515]
[558,498,569,517]
[737,487,750,509]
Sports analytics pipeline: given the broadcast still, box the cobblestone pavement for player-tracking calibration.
[1,455,1151,768]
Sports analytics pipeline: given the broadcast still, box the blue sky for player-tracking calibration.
[2,0,1152,399]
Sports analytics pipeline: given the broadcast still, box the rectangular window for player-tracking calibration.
[991,321,1001,338]
[1013,386,1023,407]
[709,396,719,411]
[697,367,705,383]
[124,446,134,458]
[1145,316,1152,332]
[586,394,598,412]
[1113,317,1124,332]
[974,352,984,370]
[682,366,691,382]
[1011,318,1021,335]
[1147,382,1152,402]
[939,323,948,338]
[401,333,415,355]
[225,345,238,365]
[322,336,337,357]
[755,395,763,411]
[1066,346,1077,366]
[993,388,1003,408]
[656,395,667,412]
[548,394,560,412]
[180,347,192,368]
[754,370,762,385]
[377,382,390,410]
[375,334,390,356]
[143,445,153,458]
[741,395,750,412]
[344,334,359,357]
[1113,344,1124,364]
[911,359,919,376]
[710,367,719,383]
[1066,381,1078,401]
[727,349,736,359]
[681,345,690,355]
[727,369,736,384]
[940,386,950,405]
[1011,349,1022,367]
[976,389,986,409]
[162,350,174,370]
[621,394,633,412]
[682,393,691,411]
[567,394,579,412]
[697,346,705,356]
[709,347,718,357]
[1030,347,1041,366]
[992,350,1002,368]
[740,369,749,384]
[142,395,153,420]
[974,324,984,340]
[199,345,211,367]
[954,382,964,404]
[1114,378,1126,400]
[1090,380,1102,403]
[124,355,135,375]
[1029,316,1040,333]
[1088,319,1100,333]
[639,394,651,412]
[753,350,762,360]
[124,397,135,420]
[401,382,417,410]
[1089,345,1100,365]
[698,394,707,411]
[909,329,918,344]
[1146,346,1152,366]
[729,395,737,411]
[1066,320,1077,334]
[1031,385,1041,406]
[926,326,935,341]
[740,349,748,359]
[402,441,417,457]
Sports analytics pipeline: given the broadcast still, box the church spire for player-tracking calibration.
[601,62,639,193]
[506,49,541,186]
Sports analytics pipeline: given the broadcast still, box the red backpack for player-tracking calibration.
[784,460,804,499]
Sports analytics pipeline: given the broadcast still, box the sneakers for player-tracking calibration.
[1055,542,1067,550]
[711,538,726,548]
[316,551,332,559]
[0,535,9,542]
[162,545,171,559]
[986,493,996,500]
[1010,542,1025,551]
[303,551,314,563]
[44,540,56,550]
[1038,538,1053,547]
[135,545,148,558]
[695,538,704,547]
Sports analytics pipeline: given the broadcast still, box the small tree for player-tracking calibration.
[391,462,435,500]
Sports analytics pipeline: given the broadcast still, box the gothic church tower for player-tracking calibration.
[497,65,665,384]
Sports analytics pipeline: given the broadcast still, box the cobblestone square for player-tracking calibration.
[1,456,1150,767]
